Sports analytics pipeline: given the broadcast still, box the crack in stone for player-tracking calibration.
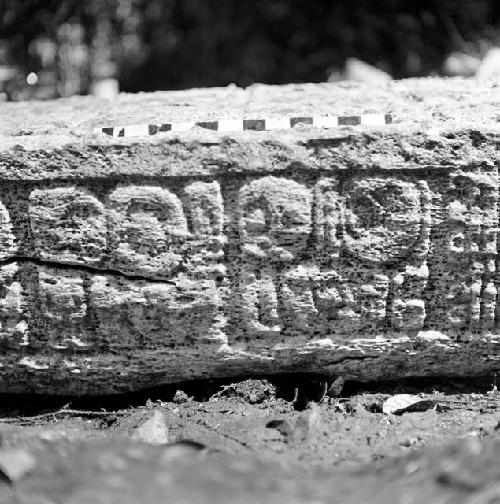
[0,256,177,285]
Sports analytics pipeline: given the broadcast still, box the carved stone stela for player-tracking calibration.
[1,79,499,392]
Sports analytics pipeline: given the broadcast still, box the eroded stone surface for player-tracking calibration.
[29,187,107,265]
[90,275,226,349]
[38,267,90,350]
[0,79,499,393]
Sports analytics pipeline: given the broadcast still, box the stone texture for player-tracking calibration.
[0,78,500,393]
[29,187,107,265]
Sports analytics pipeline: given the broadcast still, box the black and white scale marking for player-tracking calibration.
[94,113,392,137]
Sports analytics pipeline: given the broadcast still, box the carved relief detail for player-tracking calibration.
[183,181,224,236]
[237,176,312,337]
[29,187,107,264]
[313,177,431,335]
[233,175,432,340]
[391,263,429,331]
[430,168,498,334]
[182,181,226,280]
[239,176,312,262]
[280,264,319,334]
[108,185,189,278]
[12,170,500,351]
[38,267,91,349]
[0,201,17,260]
[342,178,428,263]
[90,275,226,348]
[0,264,26,345]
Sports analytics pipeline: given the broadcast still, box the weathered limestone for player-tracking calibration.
[0,78,500,393]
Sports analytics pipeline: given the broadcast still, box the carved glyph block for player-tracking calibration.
[0,201,17,260]
[90,275,226,349]
[391,263,429,331]
[341,177,429,263]
[38,267,91,349]
[238,176,312,262]
[314,268,390,333]
[183,181,224,236]
[233,174,433,340]
[311,176,431,335]
[429,167,498,335]
[236,176,312,337]
[29,187,107,264]
[280,264,319,335]
[108,185,189,278]
[238,264,281,336]
[0,263,26,346]
[182,181,226,280]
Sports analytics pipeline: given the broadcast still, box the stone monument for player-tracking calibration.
[0,78,498,393]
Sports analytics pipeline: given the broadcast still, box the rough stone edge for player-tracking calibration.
[1,333,499,394]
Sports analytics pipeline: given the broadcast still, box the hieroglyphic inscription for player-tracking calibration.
[429,167,498,335]
[29,188,107,264]
[108,185,188,278]
[38,267,91,349]
[232,174,432,341]
[0,201,17,260]
[314,176,431,335]
[182,181,226,280]
[0,263,26,345]
[90,275,226,348]
[0,198,24,346]
[237,176,312,339]
[183,181,224,236]
[2,166,499,353]
[23,182,228,350]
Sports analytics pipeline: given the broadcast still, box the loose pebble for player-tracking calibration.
[132,410,169,445]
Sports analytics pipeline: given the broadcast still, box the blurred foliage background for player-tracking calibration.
[1,0,500,100]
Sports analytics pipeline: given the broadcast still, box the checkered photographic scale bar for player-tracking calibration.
[94,113,393,137]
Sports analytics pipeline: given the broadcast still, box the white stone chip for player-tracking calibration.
[132,410,169,445]
[382,394,435,415]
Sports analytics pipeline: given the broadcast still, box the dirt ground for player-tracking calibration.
[1,375,500,502]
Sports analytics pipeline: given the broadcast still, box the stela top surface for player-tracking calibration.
[0,77,498,181]
[0,77,499,151]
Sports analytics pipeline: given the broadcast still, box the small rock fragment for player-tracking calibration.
[132,410,169,445]
[344,58,392,83]
[173,390,189,404]
[265,419,294,440]
[0,448,36,482]
[382,394,434,415]
[476,48,500,81]
[443,51,481,77]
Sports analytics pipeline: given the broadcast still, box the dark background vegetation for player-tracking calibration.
[1,0,500,99]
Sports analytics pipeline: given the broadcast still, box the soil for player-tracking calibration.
[1,375,500,502]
